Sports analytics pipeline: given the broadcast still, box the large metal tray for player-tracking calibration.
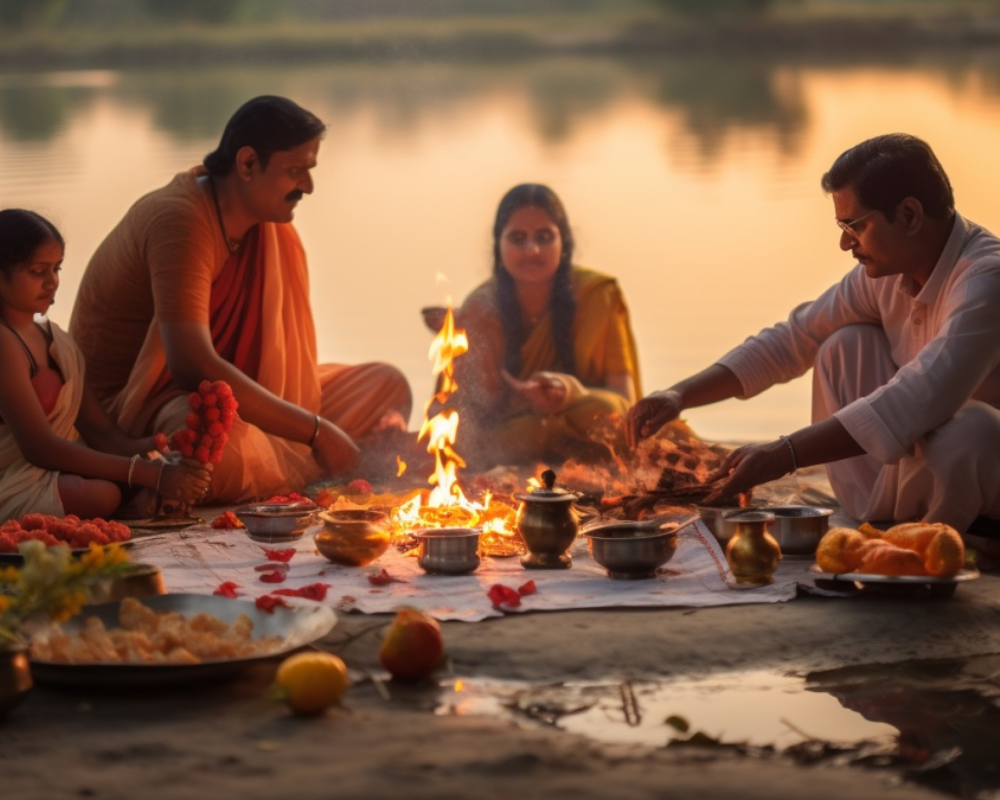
[810,566,980,598]
[29,593,337,686]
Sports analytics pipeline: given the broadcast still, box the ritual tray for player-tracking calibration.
[29,593,337,686]
[125,517,204,532]
[810,566,980,598]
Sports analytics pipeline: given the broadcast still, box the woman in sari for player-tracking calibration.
[448,184,641,466]
[0,209,211,522]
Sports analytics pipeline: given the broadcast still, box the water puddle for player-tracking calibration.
[435,654,1000,798]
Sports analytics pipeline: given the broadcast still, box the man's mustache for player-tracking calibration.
[286,190,304,202]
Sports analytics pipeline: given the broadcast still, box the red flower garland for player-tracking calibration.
[165,380,239,465]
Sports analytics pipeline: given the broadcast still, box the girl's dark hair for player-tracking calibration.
[821,133,955,221]
[203,95,326,177]
[492,184,576,377]
[0,209,64,279]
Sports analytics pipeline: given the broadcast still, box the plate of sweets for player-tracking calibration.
[0,513,131,563]
[811,520,978,598]
[28,594,337,685]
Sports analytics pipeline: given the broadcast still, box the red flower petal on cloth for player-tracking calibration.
[255,595,291,613]
[487,583,522,609]
[272,583,330,601]
[213,581,241,598]
[367,568,394,586]
[259,570,287,584]
[518,580,537,596]
[254,562,289,572]
[347,479,373,494]
[264,548,296,562]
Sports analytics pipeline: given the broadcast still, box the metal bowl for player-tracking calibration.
[698,504,833,555]
[414,528,481,575]
[767,505,834,555]
[235,503,315,543]
[697,505,744,546]
[315,509,391,567]
[586,525,679,580]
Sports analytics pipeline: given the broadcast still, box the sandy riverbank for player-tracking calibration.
[4,466,998,799]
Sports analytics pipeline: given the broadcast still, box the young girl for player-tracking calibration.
[0,209,211,522]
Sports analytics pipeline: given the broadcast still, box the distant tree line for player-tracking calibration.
[2,0,997,30]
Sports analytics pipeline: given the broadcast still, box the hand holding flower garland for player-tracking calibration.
[163,380,239,465]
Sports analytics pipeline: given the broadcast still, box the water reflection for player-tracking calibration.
[3,55,1000,441]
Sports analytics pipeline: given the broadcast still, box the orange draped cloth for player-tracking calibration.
[453,267,641,464]
[70,169,411,503]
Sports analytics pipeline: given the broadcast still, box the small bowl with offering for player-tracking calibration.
[586,521,679,580]
[315,509,391,567]
[236,503,316,543]
[414,527,481,575]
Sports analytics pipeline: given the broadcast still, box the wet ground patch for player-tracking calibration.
[434,653,1000,798]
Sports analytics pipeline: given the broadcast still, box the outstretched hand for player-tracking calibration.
[701,440,793,505]
[626,389,682,448]
[502,370,567,415]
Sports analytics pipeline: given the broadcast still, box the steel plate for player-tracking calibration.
[29,593,337,686]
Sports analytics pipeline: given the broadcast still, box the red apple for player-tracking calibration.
[379,607,445,682]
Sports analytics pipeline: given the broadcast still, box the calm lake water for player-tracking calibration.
[3,55,1000,443]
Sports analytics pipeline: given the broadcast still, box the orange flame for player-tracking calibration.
[396,455,407,478]
[386,304,521,555]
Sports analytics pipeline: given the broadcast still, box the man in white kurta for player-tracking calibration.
[628,133,1000,534]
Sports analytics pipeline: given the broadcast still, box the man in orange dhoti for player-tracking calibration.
[69,96,412,503]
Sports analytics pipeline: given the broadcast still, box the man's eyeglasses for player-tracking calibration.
[837,209,878,238]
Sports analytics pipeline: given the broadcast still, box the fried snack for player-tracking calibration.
[923,526,966,578]
[815,527,867,573]
[882,521,949,553]
[30,597,282,665]
[856,539,927,576]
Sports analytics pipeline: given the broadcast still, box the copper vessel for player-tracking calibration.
[513,469,578,569]
[724,510,782,586]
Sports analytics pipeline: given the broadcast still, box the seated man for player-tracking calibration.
[628,133,1000,535]
[70,96,411,503]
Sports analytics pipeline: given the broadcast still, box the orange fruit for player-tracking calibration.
[274,651,349,716]
[379,607,445,682]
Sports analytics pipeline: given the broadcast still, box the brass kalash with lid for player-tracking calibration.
[513,469,579,569]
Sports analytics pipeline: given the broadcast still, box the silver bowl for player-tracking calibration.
[767,505,833,555]
[586,524,678,580]
[414,528,481,575]
[235,503,315,543]
[697,505,744,546]
[698,504,832,556]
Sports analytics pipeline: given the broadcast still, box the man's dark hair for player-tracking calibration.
[820,133,955,221]
[203,96,326,177]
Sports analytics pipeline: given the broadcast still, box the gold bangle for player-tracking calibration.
[127,454,140,488]
[307,414,321,448]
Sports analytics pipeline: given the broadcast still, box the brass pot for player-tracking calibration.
[0,646,32,718]
[315,509,391,567]
[725,510,781,586]
[513,469,578,570]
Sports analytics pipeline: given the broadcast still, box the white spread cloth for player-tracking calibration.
[128,521,808,622]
